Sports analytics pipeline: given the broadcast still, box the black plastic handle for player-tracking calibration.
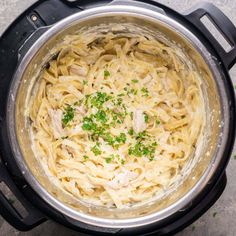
[0,158,45,231]
[0,0,84,231]
[184,2,236,70]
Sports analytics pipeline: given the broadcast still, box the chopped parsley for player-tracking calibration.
[131,89,138,95]
[144,113,149,123]
[80,90,162,160]
[83,155,89,160]
[82,91,129,145]
[112,115,118,121]
[91,143,101,156]
[128,141,157,160]
[117,98,123,105]
[136,131,148,140]
[128,128,134,136]
[82,116,96,131]
[117,120,122,124]
[118,93,125,97]
[104,133,127,146]
[156,119,160,125]
[95,110,107,123]
[141,87,149,97]
[104,70,110,77]
[115,133,126,144]
[86,92,112,109]
[105,157,113,163]
[104,133,115,145]
[61,136,68,140]
[128,143,143,157]
[105,155,114,163]
[125,88,138,96]
[131,79,139,83]
[62,105,75,125]
[83,80,88,85]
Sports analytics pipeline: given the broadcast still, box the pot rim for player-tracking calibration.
[6,5,231,228]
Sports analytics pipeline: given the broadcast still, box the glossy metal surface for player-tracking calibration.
[6,4,230,229]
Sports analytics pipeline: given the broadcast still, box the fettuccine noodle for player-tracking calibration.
[29,26,205,208]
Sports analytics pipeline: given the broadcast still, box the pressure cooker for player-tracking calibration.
[0,0,235,235]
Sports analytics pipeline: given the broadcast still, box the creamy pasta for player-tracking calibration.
[29,26,205,208]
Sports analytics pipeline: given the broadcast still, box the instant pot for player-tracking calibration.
[0,0,236,235]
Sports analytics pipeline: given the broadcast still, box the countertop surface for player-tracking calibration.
[0,0,236,235]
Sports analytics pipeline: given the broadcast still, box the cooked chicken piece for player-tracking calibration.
[70,64,88,76]
[107,170,138,189]
[133,109,146,133]
[48,109,65,139]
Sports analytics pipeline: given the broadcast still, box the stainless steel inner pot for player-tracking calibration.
[6,5,230,228]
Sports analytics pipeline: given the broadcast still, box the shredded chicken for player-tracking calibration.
[133,109,146,133]
[69,124,82,136]
[48,109,66,139]
[107,170,138,189]
[70,64,88,76]
[142,74,153,85]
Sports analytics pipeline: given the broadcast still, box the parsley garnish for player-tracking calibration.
[82,116,96,131]
[95,110,107,123]
[141,87,149,97]
[88,92,112,108]
[91,143,101,156]
[156,119,160,125]
[128,141,157,160]
[104,70,110,77]
[105,158,113,163]
[83,155,89,160]
[128,143,143,157]
[128,128,134,136]
[118,93,125,97]
[131,79,139,83]
[81,92,129,146]
[105,154,115,163]
[62,105,75,125]
[83,80,88,85]
[115,133,126,144]
[117,98,123,105]
[136,131,148,140]
[125,88,138,96]
[117,120,122,124]
[104,133,115,146]
[144,113,149,123]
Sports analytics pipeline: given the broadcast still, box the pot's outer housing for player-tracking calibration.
[4,2,235,233]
